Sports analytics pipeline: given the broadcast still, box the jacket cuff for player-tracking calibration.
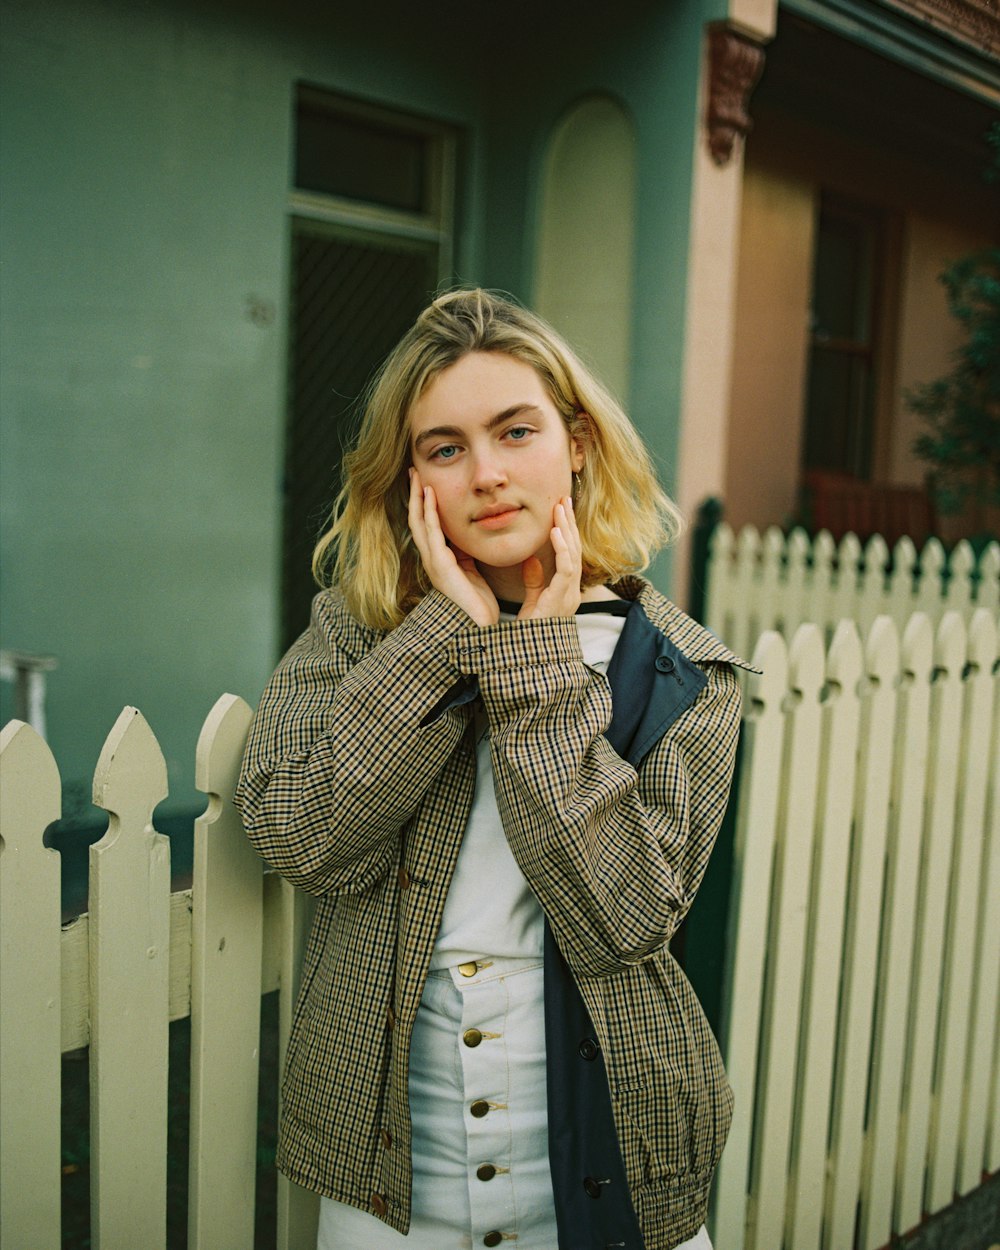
[393,589,484,661]
[447,615,582,675]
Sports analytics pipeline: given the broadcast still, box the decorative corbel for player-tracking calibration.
[706,23,767,166]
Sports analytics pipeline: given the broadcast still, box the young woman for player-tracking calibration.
[235,289,749,1250]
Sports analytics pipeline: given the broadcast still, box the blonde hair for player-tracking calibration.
[313,288,682,630]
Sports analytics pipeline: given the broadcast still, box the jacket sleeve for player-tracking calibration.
[451,616,742,978]
[234,589,476,896]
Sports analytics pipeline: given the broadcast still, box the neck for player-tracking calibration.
[477,560,542,603]
[479,561,619,607]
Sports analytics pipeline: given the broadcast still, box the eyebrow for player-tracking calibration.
[412,403,542,452]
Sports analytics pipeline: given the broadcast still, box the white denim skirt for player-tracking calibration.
[317,956,714,1250]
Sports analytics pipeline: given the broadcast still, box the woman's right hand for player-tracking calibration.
[408,469,500,626]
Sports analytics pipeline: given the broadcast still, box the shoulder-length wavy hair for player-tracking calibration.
[313,288,683,631]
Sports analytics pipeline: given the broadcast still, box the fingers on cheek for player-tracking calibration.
[409,483,424,524]
[426,491,445,531]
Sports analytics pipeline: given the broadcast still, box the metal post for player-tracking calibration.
[0,650,58,739]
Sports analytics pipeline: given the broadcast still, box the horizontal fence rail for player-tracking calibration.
[2,610,998,1248]
[705,523,1000,653]
[713,609,999,1250]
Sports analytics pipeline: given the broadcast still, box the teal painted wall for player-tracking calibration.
[2,0,289,820]
[1,0,705,821]
[475,2,706,590]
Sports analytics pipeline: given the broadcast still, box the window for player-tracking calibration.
[295,89,430,212]
[281,88,457,646]
[802,195,886,480]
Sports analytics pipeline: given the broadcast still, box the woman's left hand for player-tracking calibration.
[518,497,582,620]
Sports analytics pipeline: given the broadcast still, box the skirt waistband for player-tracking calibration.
[427,955,544,987]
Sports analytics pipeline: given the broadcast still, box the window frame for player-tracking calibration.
[803,190,900,482]
[290,85,456,282]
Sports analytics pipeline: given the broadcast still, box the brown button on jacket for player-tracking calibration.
[235,576,748,1249]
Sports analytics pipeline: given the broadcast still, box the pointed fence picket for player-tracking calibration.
[1,605,997,1250]
[788,619,863,1250]
[928,610,996,1212]
[747,624,825,1250]
[978,673,1000,1180]
[831,533,864,636]
[705,523,999,652]
[960,612,1000,1188]
[825,617,898,1250]
[710,630,787,1250]
[88,708,172,1249]
[0,720,62,1248]
[859,613,934,1250]
[896,613,967,1230]
[188,694,262,1250]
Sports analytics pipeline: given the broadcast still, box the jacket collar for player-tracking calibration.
[608,575,748,666]
[601,578,753,768]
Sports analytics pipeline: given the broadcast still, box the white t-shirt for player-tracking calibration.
[430,607,627,968]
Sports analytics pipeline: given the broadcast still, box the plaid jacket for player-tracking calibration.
[235,576,748,1249]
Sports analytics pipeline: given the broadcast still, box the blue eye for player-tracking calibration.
[432,444,458,460]
[507,426,530,441]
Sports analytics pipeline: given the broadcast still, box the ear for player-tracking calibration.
[569,410,592,472]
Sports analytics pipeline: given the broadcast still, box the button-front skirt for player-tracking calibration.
[319,957,558,1249]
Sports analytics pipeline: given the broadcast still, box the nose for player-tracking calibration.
[470,449,507,493]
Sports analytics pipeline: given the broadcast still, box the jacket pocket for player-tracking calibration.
[602,955,734,1183]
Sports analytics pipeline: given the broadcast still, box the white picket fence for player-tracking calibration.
[1,610,998,1249]
[1,696,319,1250]
[704,524,1000,654]
[713,608,999,1250]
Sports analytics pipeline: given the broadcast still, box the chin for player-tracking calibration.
[467,531,536,559]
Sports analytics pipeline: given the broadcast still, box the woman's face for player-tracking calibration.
[408,351,583,591]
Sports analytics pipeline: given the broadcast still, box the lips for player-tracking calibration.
[473,506,522,529]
